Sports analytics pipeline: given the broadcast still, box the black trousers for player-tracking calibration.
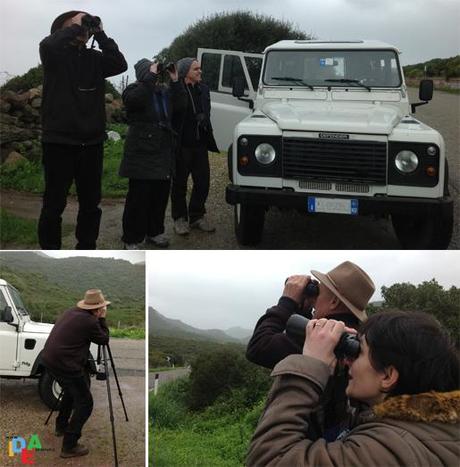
[122,178,171,244]
[38,142,103,250]
[54,373,93,450]
[171,144,210,223]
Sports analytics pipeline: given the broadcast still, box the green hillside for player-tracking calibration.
[404,55,460,79]
[0,253,145,328]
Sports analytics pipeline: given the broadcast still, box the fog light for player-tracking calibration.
[426,146,437,156]
[255,143,276,165]
[239,155,249,166]
[395,150,418,173]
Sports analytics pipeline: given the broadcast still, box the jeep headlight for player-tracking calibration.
[395,150,418,173]
[255,143,276,165]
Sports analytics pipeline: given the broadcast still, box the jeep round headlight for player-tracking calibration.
[255,143,276,165]
[395,150,418,173]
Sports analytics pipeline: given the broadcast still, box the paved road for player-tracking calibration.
[0,338,145,466]
[1,88,458,249]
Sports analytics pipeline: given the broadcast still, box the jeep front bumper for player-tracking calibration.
[225,185,453,216]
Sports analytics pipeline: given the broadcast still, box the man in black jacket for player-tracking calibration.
[246,261,375,440]
[41,289,110,458]
[170,57,219,235]
[38,11,127,249]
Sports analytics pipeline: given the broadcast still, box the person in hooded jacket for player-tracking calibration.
[38,11,127,250]
[247,310,460,467]
[119,59,187,249]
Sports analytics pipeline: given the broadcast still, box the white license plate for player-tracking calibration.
[308,197,358,215]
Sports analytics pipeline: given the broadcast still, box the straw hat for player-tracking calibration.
[77,289,111,310]
[311,261,375,321]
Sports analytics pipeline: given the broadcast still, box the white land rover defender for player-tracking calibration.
[198,41,453,247]
[0,278,97,408]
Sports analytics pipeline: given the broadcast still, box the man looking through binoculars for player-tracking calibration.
[41,289,110,458]
[246,261,375,440]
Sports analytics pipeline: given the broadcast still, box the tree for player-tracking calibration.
[158,11,311,62]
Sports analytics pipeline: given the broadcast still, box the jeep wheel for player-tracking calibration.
[39,370,63,409]
[234,204,265,245]
[392,162,453,249]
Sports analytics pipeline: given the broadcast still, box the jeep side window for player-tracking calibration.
[0,291,8,320]
[244,56,263,90]
[201,52,221,91]
[222,55,248,93]
[7,285,29,316]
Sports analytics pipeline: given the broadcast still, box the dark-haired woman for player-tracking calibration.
[247,310,460,466]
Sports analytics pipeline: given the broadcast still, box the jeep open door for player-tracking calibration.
[198,48,263,151]
[0,283,19,373]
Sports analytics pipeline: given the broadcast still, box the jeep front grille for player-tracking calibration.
[283,138,387,184]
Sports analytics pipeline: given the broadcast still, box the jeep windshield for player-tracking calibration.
[7,285,29,316]
[263,49,402,88]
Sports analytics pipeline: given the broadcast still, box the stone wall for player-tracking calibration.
[0,87,124,165]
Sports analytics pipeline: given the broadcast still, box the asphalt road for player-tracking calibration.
[148,368,190,392]
[1,88,458,250]
[0,338,145,466]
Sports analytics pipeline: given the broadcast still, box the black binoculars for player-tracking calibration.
[284,278,320,298]
[156,62,176,75]
[81,14,101,35]
[286,314,360,359]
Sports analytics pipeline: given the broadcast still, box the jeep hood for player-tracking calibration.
[261,101,402,135]
[23,321,54,334]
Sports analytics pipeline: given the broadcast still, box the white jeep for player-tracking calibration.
[0,278,97,408]
[198,41,453,247]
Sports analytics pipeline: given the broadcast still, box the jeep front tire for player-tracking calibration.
[234,204,265,245]
[39,370,63,409]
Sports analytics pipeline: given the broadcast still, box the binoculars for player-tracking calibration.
[286,314,360,359]
[81,14,101,35]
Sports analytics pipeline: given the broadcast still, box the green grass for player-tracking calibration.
[109,327,145,339]
[0,208,38,246]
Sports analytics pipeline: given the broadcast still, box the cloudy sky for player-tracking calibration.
[148,250,460,331]
[1,0,459,84]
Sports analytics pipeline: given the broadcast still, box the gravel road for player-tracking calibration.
[1,88,458,250]
[0,338,145,466]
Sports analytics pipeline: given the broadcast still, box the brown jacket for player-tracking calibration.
[247,355,460,467]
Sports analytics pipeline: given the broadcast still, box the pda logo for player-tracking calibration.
[7,434,42,465]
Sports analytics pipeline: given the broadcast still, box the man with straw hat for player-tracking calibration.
[246,261,375,440]
[41,289,110,458]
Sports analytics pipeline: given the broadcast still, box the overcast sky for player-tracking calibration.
[148,250,460,331]
[1,0,459,84]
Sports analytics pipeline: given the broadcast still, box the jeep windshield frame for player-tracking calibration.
[262,49,403,89]
[7,285,29,316]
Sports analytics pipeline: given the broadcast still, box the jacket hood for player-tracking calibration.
[261,100,402,135]
[135,58,153,82]
[374,390,460,424]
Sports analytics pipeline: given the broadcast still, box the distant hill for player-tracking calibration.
[225,326,252,342]
[404,55,460,79]
[149,307,243,344]
[0,252,145,327]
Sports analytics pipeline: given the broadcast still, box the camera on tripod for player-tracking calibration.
[286,314,360,359]
[96,363,107,380]
[81,14,101,35]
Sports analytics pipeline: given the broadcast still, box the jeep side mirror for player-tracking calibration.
[232,77,254,109]
[411,79,433,113]
[419,79,433,102]
[232,77,245,98]
[1,306,14,323]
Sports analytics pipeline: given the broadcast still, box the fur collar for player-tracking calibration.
[373,390,460,424]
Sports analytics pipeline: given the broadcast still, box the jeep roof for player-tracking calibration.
[0,279,7,286]
[264,40,400,53]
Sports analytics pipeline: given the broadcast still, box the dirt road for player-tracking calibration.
[0,338,145,466]
[1,88,458,249]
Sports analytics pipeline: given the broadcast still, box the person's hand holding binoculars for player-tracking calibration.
[283,275,312,305]
[95,306,107,319]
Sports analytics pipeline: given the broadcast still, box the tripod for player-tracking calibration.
[44,343,129,466]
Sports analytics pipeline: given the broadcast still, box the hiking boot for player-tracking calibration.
[60,443,89,458]
[174,218,191,235]
[190,216,216,232]
[145,233,170,248]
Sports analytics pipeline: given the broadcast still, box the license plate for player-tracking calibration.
[308,197,358,215]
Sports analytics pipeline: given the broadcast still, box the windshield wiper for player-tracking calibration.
[325,79,371,92]
[271,77,314,90]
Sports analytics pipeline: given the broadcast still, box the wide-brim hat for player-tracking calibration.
[77,289,111,310]
[50,10,86,34]
[311,261,375,321]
